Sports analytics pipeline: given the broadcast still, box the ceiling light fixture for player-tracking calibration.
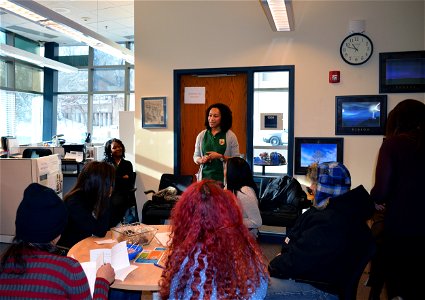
[0,44,78,73]
[260,0,294,32]
[0,0,134,64]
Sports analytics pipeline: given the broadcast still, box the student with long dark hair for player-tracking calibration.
[225,157,262,236]
[58,161,115,249]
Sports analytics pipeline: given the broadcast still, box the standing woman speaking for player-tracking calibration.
[193,103,240,184]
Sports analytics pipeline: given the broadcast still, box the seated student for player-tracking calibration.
[103,138,136,226]
[159,180,269,300]
[0,183,115,298]
[58,161,115,249]
[265,162,375,300]
[225,156,262,237]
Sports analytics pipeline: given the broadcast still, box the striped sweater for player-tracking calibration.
[0,249,109,299]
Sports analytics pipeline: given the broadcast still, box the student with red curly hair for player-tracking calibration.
[159,180,269,300]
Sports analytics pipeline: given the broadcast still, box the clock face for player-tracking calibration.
[340,33,373,65]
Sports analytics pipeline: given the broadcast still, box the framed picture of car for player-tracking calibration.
[294,137,344,175]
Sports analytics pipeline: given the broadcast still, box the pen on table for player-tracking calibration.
[154,235,163,246]
[154,262,165,269]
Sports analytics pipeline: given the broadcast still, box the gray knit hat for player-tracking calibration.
[15,183,68,243]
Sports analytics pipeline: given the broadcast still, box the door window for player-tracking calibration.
[253,71,290,176]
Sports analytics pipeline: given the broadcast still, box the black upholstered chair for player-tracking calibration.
[22,148,53,158]
[142,174,194,224]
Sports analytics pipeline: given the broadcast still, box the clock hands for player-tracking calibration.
[346,43,359,52]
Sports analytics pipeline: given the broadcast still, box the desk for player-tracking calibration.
[61,159,85,177]
[254,162,286,175]
[68,225,170,291]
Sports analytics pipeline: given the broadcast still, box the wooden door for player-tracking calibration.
[179,73,247,177]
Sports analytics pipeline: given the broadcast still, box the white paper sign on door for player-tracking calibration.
[184,87,205,104]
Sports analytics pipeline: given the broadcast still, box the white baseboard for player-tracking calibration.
[0,235,13,243]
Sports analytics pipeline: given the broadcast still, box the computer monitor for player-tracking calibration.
[63,144,86,161]
[1,136,12,151]
[4,137,20,157]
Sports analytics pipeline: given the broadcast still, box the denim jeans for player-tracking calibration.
[109,288,142,300]
[265,277,339,300]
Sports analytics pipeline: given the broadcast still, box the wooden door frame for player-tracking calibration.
[173,65,295,175]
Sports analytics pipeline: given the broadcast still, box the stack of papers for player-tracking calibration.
[80,241,138,296]
[63,151,84,162]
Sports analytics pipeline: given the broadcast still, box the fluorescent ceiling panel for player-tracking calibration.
[260,0,294,32]
[0,0,134,64]
[0,43,78,73]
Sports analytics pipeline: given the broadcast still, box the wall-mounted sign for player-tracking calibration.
[260,113,283,130]
[184,87,205,104]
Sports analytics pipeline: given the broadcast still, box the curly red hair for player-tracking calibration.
[159,180,269,299]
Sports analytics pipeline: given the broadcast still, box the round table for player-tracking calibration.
[68,224,170,291]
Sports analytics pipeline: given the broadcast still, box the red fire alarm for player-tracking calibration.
[329,71,340,83]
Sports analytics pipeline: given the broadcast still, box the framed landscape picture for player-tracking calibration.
[141,97,167,128]
[294,137,344,175]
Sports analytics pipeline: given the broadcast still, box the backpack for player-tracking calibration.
[259,176,307,227]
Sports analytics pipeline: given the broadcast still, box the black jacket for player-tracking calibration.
[268,185,374,291]
[58,191,110,249]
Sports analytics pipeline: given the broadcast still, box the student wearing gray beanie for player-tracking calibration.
[0,183,115,299]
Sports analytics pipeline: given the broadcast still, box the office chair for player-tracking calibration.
[22,148,53,158]
[145,173,194,196]
[142,173,194,224]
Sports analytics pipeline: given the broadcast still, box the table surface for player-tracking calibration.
[68,224,170,291]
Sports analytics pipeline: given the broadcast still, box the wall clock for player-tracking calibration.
[340,33,373,65]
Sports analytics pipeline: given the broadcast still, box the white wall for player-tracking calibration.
[134,0,425,197]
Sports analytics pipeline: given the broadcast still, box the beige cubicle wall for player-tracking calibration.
[18,145,65,158]
[0,155,62,242]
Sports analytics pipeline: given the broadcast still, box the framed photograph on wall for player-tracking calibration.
[335,95,387,135]
[294,137,344,175]
[142,97,167,128]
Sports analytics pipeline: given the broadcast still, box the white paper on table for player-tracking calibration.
[89,241,138,281]
[91,249,112,264]
[115,265,139,281]
[155,232,172,247]
[80,261,96,297]
[95,239,115,244]
[110,241,131,270]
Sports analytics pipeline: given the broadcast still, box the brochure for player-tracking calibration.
[134,247,166,264]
